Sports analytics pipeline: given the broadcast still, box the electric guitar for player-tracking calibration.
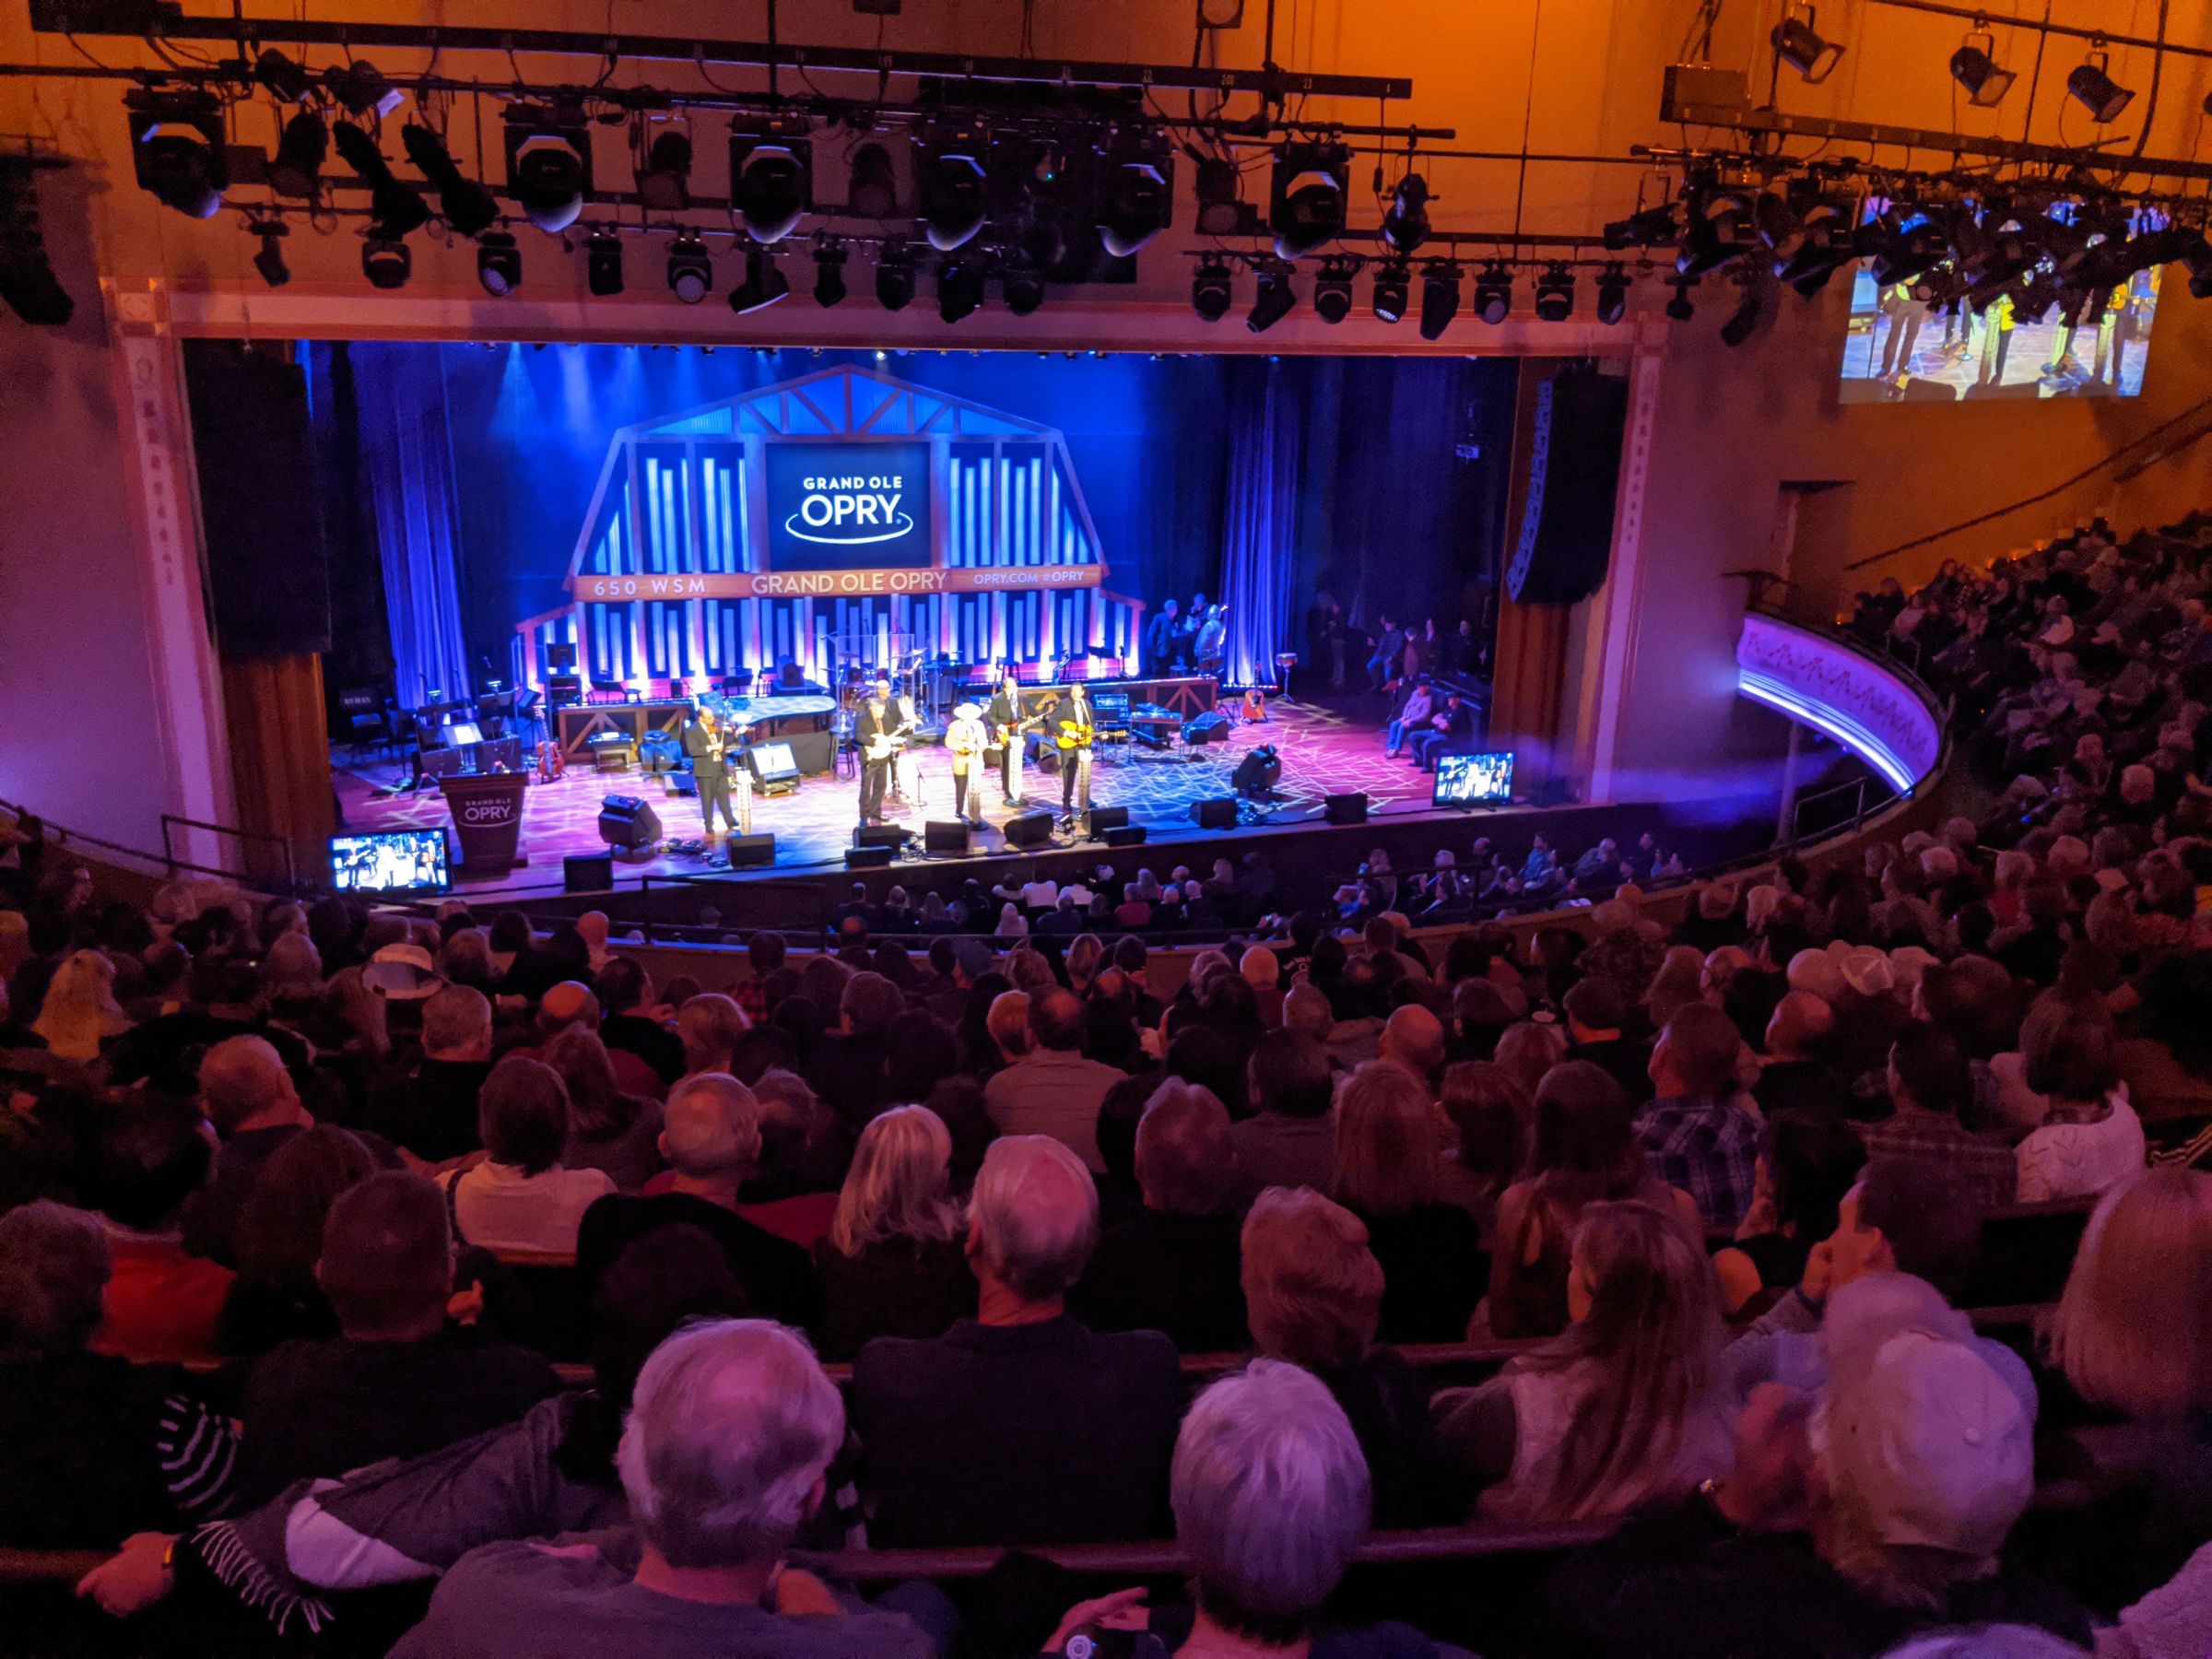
[994,711,1042,747]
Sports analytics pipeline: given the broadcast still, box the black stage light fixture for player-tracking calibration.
[1312,256,1356,324]
[1604,201,1679,250]
[2181,231,2212,300]
[1472,261,1513,325]
[847,141,900,218]
[937,259,985,324]
[730,118,812,244]
[361,234,412,289]
[585,230,624,297]
[812,240,849,306]
[1594,262,1630,324]
[916,124,990,252]
[1193,256,1233,322]
[1665,273,1698,320]
[266,111,328,201]
[1003,265,1046,316]
[1371,257,1410,323]
[1720,273,1771,347]
[332,120,430,238]
[1097,129,1174,257]
[1677,183,1755,277]
[503,107,591,234]
[636,127,692,213]
[401,123,499,237]
[1382,172,1430,255]
[1246,264,1295,333]
[1771,6,1844,83]
[1194,155,1247,237]
[729,248,790,314]
[253,48,314,105]
[324,59,406,121]
[1950,31,2017,106]
[1269,140,1350,260]
[666,232,712,303]
[476,230,522,297]
[2067,52,2136,124]
[1533,261,1575,321]
[126,89,227,220]
[0,160,74,326]
[1775,198,1855,295]
[248,220,289,288]
[1418,258,1462,339]
[876,237,918,311]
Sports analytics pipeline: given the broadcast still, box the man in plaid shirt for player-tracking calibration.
[732,931,785,1025]
[1857,1024,2017,1206]
[1634,1004,1762,1229]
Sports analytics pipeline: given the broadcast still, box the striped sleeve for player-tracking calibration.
[156,1393,238,1520]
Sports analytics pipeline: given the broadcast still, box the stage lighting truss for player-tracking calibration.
[476,229,522,297]
[1371,258,1411,323]
[1471,261,1513,325]
[1677,180,1757,277]
[1192,255,1234,322]
[585,230,625,297]
[1269,140,1350,260]
[1311,256,1357,324]
[324,59,406,121]
[1096,127,1173,257]
[332,120,430,239]
[125,88,228,220]
[1532,261,1575,322]
[1246,262,1296,333]
[1194,155,1251,238]
[730,117,812,244]
[916,123,991,252]
[362,233,412,289]
[503,105,592,234]
[402,123,499,238]
[1418,259,1462,340]
[666,232,713,303]
[635,123,693,213]
[1604,201,1680,252]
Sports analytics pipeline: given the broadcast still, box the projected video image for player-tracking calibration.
[331,830,451,895]
[1435,751,1515,807]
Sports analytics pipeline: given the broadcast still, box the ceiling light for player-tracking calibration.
[503,107,591,234]
[1771,6,1844,84]
[1472,261,1513,324]
[1677,184,1754,276]
[1776,199,1854,295]
[1604,202,1680,250]
[1003,265,1046,316]
[1382,173,1430,255]
[2066,51,2135,124]
[1950,32,2017,106]
[250,220,290,288]
[1312,257,1355,324]
[1533,261,1574,322]
[1594,262,1630,324]
[1097,130,1173,257]
[916,124,990,252]
[362,235,412,289]
[324,59,406,121]
[812,241,848,307]
[937,260,985,324]
[332,120,429,237]
[1665,273,1698,321]
[847,142,900,218]
[1268,140,1349,260]
[125,89,227,220]
[1371,258,1410,323]
[730,119,812,244]
[266,112,328,201]
[728,248,790,314]
[476,231,522,297]
[1193,256,1233,322]
[1246,265,1295,332]
[401,124,498,237]
[637,128,692,213]
[876,238,918,311]
[1418,260,1462,339]
[1194,156,1248,237]
[666,232,712,303]
[586,231,624,297]
[252,49,314,105]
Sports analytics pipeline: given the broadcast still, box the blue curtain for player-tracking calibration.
[1219,363,1302,688]
[351,345,475,706]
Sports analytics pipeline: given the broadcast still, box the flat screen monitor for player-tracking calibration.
[748,740,798,777]
[329,829,451,895]
[1434,751,1515,807]
[445,720,483,747]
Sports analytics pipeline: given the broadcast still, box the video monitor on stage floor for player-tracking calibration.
[329,830,451,895]
[1434,751,1514,807]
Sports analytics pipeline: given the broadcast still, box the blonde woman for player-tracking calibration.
[812,1105,974,1359]
[1333,1060,1483,1343]
[30,948,132,1063]
[1441,1198,1728,1523]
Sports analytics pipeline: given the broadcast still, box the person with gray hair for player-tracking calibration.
[366,982,498,1162]
[851,1135,1182,1547]
[390,1320,937,1659]
[184,1032,317,1265]
[983,986,1126,1172]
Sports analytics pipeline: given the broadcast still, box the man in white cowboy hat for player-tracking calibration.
[944,700,989,829]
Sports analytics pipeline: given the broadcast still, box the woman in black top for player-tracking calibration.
[812,1104,975,1360]
[1332,1061,1486,1345]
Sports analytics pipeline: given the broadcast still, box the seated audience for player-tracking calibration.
[1562,976,1653,1107]
[1436,1060,1528,1241]
[594,957,684,1086]
[674,992,747,1078]
[2013,1009,2147,1202]
[218,1124,378,1353]
[1333,1060,1485,1342]
[849,1135,1182,1546]
[182,1032,318,1266]
[1861,1024,2018,1207]
[1229,1028,1335,1200]
[982,986,1124,1172]
[544,1026,665,1192]
[436,1058,616,1253]
[1754,990,1851,1120]
[1634,1002,1761,1228]
[87,1095,237,1359]
[812,1105,975,1360]
[368,983,496,1162]
[1712,1109,1868,1315]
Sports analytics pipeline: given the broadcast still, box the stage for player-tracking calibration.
[333,696,1463,897]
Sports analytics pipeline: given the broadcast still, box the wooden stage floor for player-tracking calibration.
[334,697,1462,899]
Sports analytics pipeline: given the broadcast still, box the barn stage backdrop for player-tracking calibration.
[308,345,1515,703]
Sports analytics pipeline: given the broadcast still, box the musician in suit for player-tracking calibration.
[945,701,989,828]
[681,705,747,838]
[1194,604,1228,681]
[853,679,901,826]
[985,669,1030,807]
[1053,682,1097,826]
[1141,599,1180,674]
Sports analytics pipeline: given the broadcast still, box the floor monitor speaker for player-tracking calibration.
[1086,806,1131,834]
[1324,792,1370,826]
[1003,811,1056,850]
[597,794,662,851]
[844,845,895,869]
[853,824,911,851]
[724,834,777,868]
[1190,797,1239,830]
[1102,825,1148,848]
[924,821,971,855]
[563,852,614,893]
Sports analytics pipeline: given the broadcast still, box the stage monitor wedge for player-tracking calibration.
[598,794,663,852]
[1191,797,1239,830]
[724,833,777,867]
[1324,792,1370,825]
[1102,825,1148,847]
[844,845,895,869]
[1086,806,1131,835]
[564,852,615,892]
[1003,811,1056,850]
[924,820,971,855]
[853,824,912,851]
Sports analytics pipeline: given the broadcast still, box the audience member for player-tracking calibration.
[544,1026,665,1193]
[217,1124,378,1353]
[1229,1029,1336,1198]
[2013,1010,2147,1201]
[812,1105,974,1360]
[437,1058,616,1253]
[1635,1003,1761,1228]
[982,987,1124,1172]
[1712,1109,1869,1315]
[1333,1061,1484,1342]
[86,1096,236,1359]
[369,983,497,1162]
[183,1033,317,1265]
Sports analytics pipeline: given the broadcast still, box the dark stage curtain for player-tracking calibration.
[351,345,476,707]
[1218,363,1301,687]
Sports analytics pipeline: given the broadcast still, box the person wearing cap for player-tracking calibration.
[853,678,902,827]
[1527,1272,2090,1657]
[944,700,988,828]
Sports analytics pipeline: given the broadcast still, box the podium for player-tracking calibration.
[437,771,529,877]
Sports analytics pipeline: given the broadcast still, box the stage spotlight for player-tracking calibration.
[361,234,412,289]
[0,160,74,326]
[586,231,624,297]
[1003,265,1046,316]
[1677,183,1754,277]
[1371,258,1410,323]
[1418,259,1462,339]
[1246,265,1295,333]
[253,48,314,105]
[1268,140,1350,260]
[730,118,812,244]
[266,111,328,201]
[125,89,228,220]
[250,221,290,288]
[1665,273,1698,321]
[636,128,692,213]
[2067,53,2136,124]
[1193,256,1233,322]
[937,260,985,324]
[332,121,430,238]
[476,230,522,297]
[812,241,848,306]
[1775,199,1854,295]
[728,248,790,314]
[916,124,990,252]
[1533,262,1575,322]
[1194,156,1248,238]
[666,233,712,303]
[1950,31,2017,106]
[1312,257,1356,324]
[1382,172,1430,255]
[847,142,900,218]
[1604,202,1679,250]
[1771,6,1844,84]
[2182,233,2212,300]
[401,124,499,238]
[502,108,592,234]
[1594,263,1630,324]
[1097,130,1174,257]
[324,59,406,121]
[876,238,918,311]
[1472,262,1513,325]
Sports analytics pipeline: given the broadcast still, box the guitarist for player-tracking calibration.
[1053,681,1097,827]
[985,667,1031,808]
[853,678,901,826]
